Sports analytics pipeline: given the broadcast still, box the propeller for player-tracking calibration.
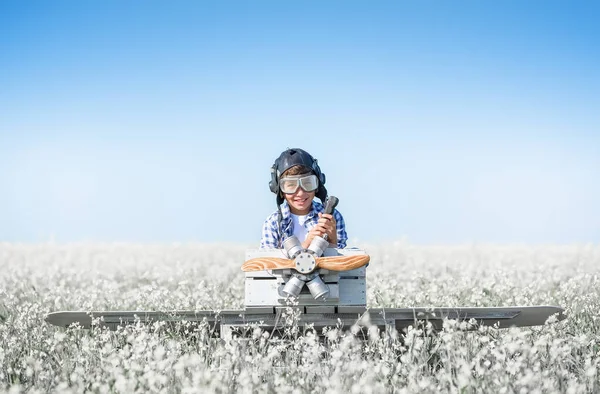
[241,254,370,272]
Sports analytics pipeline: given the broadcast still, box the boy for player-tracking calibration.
[260,148,347,249]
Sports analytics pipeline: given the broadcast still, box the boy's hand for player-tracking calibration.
[318,213,337,244]
[302,213,337,248]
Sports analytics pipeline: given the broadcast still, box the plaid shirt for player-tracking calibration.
[260,200,348,249]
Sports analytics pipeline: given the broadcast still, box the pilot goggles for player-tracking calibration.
[279,174,319,194]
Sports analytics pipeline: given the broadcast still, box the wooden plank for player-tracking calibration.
[46,306,565,332]
[373,306,566,330]
[337,306,367,314]
[45,310,235,329]
[305,306,336,314]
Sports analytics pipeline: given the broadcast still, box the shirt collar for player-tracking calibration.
[280,199,324,221]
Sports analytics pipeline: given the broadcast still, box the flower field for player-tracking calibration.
[1,242,599,393]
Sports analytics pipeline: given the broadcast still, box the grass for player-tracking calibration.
[0,242,598,393]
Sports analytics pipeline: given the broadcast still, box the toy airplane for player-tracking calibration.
[45,197,566,338]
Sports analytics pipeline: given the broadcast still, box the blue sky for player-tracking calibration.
[1,1,598,244]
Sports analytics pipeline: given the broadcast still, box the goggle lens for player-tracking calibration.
[280,174,318,194]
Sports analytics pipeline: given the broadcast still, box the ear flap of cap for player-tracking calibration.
[269,164,279,194]
[316,184,328,203]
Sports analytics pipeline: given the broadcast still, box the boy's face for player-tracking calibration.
[284,187,315,215]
